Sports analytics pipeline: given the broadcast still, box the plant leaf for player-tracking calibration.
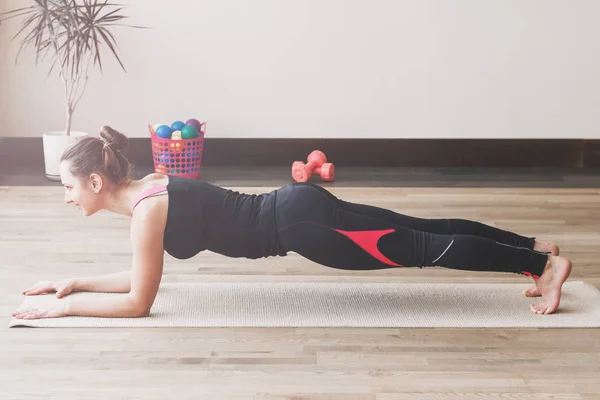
[2,0,146,79]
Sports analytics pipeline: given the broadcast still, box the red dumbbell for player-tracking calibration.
[292,150,335,182]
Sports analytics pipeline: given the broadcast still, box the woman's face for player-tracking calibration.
[59,161,103,216]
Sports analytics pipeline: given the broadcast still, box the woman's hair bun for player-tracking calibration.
[100,126,129,152]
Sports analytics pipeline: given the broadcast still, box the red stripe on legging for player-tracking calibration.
[333,228,403,267]
[522,271,540,280]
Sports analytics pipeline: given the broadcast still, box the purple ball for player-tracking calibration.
[185,119,203,134]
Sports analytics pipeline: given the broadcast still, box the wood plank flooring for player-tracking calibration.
[2,165,600,188]
[1,184,599,400]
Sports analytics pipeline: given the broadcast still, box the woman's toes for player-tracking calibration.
[523,285,541,297]
[530,303,549,314]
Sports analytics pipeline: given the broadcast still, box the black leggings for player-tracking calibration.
[274,182,548,278]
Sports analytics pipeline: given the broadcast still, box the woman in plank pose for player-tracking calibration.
[13,127,571,320]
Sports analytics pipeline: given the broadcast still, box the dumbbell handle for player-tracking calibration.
[303,158,323,172]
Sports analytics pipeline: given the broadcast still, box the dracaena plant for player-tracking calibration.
[0,0,145,135]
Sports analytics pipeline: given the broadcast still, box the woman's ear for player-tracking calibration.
[89,173,103,194]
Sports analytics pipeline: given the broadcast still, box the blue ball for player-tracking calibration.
[155,125,172,138]
[171,120,185,131]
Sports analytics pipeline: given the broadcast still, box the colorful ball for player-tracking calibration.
[185,119,203,133]
[155,125,172,138]
[181,124,199,139]
[171,120,185,131]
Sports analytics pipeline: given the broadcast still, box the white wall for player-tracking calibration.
[0,0,7,135]
[1,0,600,139]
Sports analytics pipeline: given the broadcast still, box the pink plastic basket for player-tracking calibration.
[148,122,206,179]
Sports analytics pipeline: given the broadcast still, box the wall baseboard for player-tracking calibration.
[1,137,599,170]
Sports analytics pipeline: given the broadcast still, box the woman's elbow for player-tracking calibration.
[135,308,151,318]
[131,304,152,318]
[128,296,153,318]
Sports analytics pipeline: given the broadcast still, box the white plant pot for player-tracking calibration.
[42,131,89,180]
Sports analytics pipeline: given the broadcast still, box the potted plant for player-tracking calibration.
[0,0,144,180]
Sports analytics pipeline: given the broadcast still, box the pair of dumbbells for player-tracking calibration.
[292,150,335,182]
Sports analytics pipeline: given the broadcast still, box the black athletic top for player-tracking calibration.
[134,176,287,260]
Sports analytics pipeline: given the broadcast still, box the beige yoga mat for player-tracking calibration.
[9,281,600,328]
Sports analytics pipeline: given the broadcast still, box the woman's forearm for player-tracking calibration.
[65,293,148,318]
[74,271,131,293]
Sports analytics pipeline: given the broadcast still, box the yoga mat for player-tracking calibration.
[8,281,600,328]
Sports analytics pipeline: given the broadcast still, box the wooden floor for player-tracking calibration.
[1,180,600,399]
[3,165,600,188]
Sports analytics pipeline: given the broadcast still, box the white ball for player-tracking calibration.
[171,130,182,140]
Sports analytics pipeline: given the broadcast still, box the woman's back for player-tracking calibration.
[161,176,285,260]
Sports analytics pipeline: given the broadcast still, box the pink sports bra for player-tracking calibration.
[131,185,168,210]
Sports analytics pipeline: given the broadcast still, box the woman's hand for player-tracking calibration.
[22,279,77,298]
[12,302,69,320]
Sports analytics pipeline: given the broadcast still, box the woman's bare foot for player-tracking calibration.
[523,285,542,297]
[524,240,561,297]
[529,255,572,315]
[533,240,560,255]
